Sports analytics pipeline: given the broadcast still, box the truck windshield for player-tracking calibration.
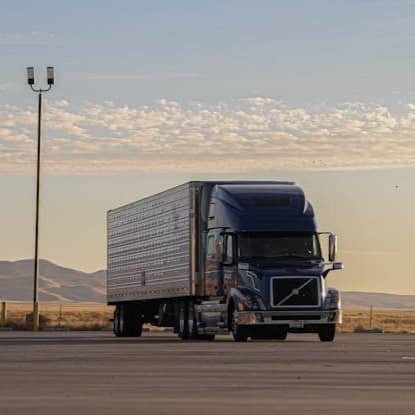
[238,232,322,260]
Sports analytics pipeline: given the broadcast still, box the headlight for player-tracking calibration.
[325,288,341,309]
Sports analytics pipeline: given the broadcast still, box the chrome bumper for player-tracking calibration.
[237,309,342,327]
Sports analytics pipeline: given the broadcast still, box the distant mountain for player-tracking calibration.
[341,291,415,309]
[0,259,106,302]
[1,259,414,308]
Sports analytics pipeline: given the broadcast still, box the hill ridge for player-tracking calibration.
[0,259,106,302]
[1,259,414,308]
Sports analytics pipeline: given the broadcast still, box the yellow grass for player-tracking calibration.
[2,302,113,330]
[339,308,415,333]
[1,302,415,333]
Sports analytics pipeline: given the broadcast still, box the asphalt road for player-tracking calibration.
[0,331,414,415]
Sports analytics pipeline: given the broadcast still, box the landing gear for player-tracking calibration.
[113,304,143,337]
[318,324,336,342]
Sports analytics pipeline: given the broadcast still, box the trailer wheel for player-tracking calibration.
[231,309,248,342]
[114,305,143,337]
[113,307,120,335]
[318,324,336,342]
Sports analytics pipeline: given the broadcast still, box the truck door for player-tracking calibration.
[205,231,224,296]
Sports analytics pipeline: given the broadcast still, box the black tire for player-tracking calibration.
[178,302,215,341]
[318,324,336,342]
[230,308,248,342]
[114,304,143,337]
[113,307,120,335]
[189,306,215,341]
[178,301,190,340]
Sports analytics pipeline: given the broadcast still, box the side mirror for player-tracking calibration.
[323,261,344,278]
[328,233,337,262]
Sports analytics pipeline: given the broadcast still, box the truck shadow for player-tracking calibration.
[0,334,317,346]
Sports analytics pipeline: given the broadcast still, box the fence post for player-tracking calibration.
[1,301,7,327]
[369,304,373,329]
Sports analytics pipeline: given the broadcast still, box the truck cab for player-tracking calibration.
[196,182,343,342]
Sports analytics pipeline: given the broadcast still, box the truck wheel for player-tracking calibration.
[190,304,216,340]
[231,309,248,342]
[114,305,126,337]
[114,305,143,337]
[318,324,336,342]
[131,314,143,337]
[178,302,190,339]
[113,307,120,335]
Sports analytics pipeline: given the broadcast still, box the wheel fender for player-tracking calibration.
[227,288,247,312]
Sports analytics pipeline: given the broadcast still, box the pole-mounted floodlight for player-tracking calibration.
[47,66,54,85]
[27,66,54,92]
[27,67,35,85]
[26,66,55,331]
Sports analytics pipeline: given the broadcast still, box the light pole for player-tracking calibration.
[26,66,54,331]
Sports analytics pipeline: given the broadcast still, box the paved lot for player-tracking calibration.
[0,331,414,415]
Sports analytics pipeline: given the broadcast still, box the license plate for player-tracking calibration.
[289,320,304,328]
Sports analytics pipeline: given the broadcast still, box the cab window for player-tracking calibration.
[224,234,234,264]
[207,235,216,259]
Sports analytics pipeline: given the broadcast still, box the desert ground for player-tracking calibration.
[1,304,414,414]
[0,331,414,415]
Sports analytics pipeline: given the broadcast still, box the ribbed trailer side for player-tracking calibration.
[107,183,196,303]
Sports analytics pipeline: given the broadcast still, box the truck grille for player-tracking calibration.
[271,277,320,307]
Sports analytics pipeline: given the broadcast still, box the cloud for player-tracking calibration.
[0,98,414,173]
[0,82,14,92]
[0,32,55,46]
[86,73,203,81]
[0,32,55,45]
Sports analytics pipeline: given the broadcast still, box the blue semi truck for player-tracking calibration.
[107,181,343,342]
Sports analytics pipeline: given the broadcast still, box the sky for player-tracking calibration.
[0,1,414,295]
